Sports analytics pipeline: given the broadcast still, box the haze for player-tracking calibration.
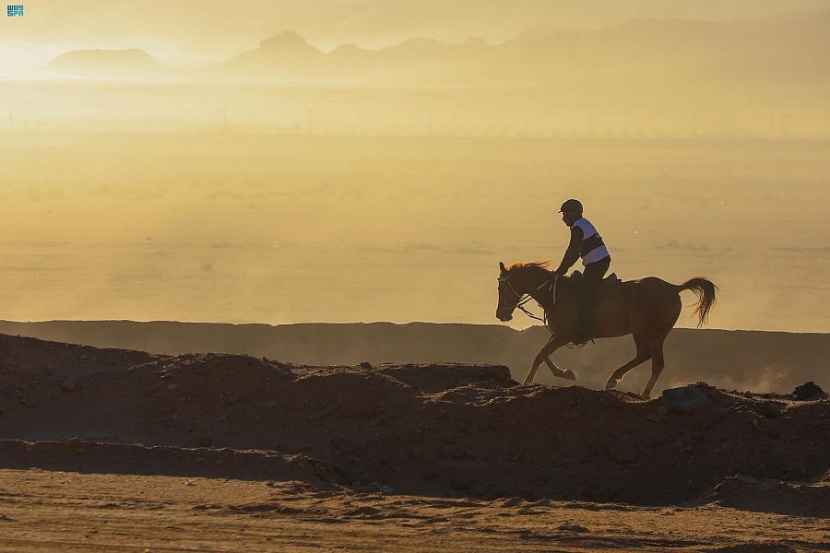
[4,0,830,70]
[1,1,829,333]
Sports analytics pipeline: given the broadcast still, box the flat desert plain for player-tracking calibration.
[2,469,828,552]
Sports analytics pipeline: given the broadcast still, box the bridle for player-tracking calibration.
[498,272,560,329]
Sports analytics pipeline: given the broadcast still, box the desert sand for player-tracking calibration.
[1,332,828,552]
[2,469,828,552]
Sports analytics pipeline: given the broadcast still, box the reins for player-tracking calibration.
[502,273,560,334]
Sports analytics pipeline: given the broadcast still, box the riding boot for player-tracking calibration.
[574,302,594,344]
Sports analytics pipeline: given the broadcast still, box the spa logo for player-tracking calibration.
[7,4,24,17]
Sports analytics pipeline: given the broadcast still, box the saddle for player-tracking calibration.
[560,270,620,298]
[569,270,620,286]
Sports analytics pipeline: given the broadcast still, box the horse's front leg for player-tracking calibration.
[522,335,573,384]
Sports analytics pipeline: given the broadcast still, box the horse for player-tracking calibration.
[496,261,717,397]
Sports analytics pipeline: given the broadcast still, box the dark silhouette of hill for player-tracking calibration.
[0,320,826,394]
[0,330,827,507]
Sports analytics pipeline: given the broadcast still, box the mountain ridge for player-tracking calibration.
[41,10,830,86]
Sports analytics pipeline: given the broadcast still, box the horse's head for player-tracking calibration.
[496,261,524,322]
[496,261,555,322]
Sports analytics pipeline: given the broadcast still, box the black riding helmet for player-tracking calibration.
[558,198,583,214]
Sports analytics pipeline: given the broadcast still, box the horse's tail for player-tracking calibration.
[677,278,717,327]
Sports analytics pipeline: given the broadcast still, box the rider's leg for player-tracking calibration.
[576,257,610,341]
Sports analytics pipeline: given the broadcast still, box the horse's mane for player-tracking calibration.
[507,261,552,273]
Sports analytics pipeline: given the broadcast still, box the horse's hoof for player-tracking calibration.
[605,379,618,390]
[563,369,576,381]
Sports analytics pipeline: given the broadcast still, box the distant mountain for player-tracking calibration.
[500,13,830,85]
[207,11,830,87]
[383,37,467,58]
[208,31,498,84]
[43,10,830,87]
[705,10,830,84]
[47,49,165,76]
[210,31,329,77]
[496,19,725,82]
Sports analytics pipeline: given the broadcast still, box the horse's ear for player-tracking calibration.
[499,261,506,272]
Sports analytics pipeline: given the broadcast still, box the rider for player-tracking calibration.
[553,199,611,344]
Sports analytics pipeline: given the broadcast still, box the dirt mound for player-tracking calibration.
[700,474,830,518]
[374,363,513,394]
[1,333,828,507]
[0,332,157,377]
[0,332,160,415]
[7,321,830,396]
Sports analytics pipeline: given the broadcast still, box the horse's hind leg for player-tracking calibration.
[605,330,651,391]
[641,323,674,397]
[522,335,572,385]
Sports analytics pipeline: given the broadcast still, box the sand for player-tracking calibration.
[1,332,828,551]
[1,469,827,553]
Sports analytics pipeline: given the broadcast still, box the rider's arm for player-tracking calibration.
[554,226,583,275]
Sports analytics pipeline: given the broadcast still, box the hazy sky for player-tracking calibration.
[2,0,830,71]
[2,3,830,332]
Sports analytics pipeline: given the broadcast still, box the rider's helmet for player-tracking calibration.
[558,198,583,214]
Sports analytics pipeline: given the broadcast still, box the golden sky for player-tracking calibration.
[2,1,830,332]
[2,0,830,71]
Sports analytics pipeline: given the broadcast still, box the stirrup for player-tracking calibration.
[570,329,594,347]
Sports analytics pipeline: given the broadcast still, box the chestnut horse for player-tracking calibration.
[496,261,716,397]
